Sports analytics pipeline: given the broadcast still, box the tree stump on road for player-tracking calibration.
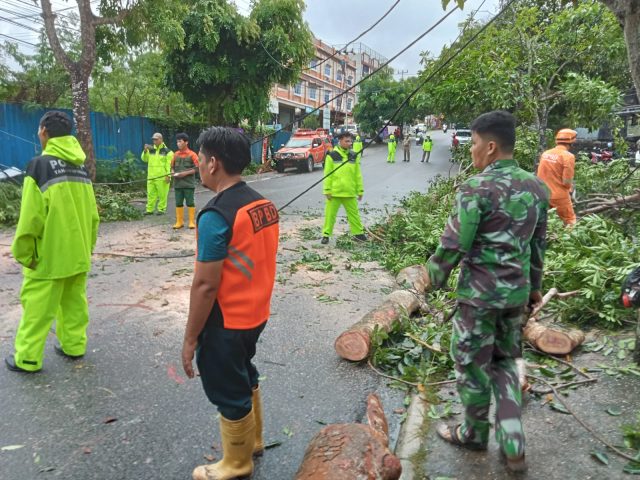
[294,394,401,480]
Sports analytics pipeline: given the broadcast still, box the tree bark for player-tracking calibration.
[40,0,130,180]
[294,394,401,480]
[522,288,585,355]
[334,266,429,362]
[601,1,640,102]
[71,71,96,179]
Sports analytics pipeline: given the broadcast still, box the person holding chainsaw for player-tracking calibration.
[425,111,549,473]
[537,128,577,226]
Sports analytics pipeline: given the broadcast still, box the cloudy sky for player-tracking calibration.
[301,0,501,76]
[3,0,501,75]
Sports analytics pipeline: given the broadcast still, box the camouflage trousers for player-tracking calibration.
[451,303,525,457]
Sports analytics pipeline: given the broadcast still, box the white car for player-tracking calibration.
[452,129,472,147]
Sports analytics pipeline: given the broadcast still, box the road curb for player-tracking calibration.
[395,393,428,480]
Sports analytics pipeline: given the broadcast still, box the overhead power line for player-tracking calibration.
[277,0,510,212]
[0,32,38,47]
[260,0,401,73]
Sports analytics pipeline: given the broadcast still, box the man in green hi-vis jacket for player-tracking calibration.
[321,131,367,245]
[141,132,173,215]
[6,111,100,373]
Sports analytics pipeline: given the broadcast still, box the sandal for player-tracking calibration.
[435,423,487,451]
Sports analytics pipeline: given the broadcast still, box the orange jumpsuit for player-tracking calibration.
[537,145,576,225]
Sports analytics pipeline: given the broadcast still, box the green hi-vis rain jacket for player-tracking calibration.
[322,145,364,198]
[11,135,100,280]
[141,143,173,179]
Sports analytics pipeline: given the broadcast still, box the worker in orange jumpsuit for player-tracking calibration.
[537,129,577,226]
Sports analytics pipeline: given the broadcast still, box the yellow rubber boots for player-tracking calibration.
[173,207,184,229]
[188,206,196,229]
[192,410,255,480]
[252,386,264,456]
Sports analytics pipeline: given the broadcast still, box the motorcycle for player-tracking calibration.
[590,146,614,164]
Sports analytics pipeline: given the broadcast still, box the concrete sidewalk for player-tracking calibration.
[396,350,640,480]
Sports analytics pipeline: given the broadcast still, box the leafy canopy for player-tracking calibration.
[164,0,314,125]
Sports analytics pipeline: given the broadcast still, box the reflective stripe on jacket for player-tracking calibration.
[11,136,100,279]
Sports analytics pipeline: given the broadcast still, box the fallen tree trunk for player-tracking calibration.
[578,190,640,216]
[335,266,428,362]
[294,394,401,480]
[523,288,585,355]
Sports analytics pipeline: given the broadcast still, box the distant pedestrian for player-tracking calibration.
[353,134,364,161]
[427,111,549,473]
[537,129,577,226]
[421,136,433,162]
[183,127,279,480]
[171,133,199,229]
[6,111,100,373]
[141,132,173,215]
[387,134,397,163]
[403,134,412,162]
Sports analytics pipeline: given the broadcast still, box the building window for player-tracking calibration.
[363,65,370,75]
[347,75,353,86]
[324,89,331,103]
[310,59,318,70]
[324,64,331,79]
[347,98,353,111]
[294,82,302,96]
[309,86,317,100]
[336,70,343,82]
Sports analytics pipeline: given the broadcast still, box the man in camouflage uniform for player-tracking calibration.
[426,111,549,472]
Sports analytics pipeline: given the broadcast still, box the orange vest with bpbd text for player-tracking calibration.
[197,182,279,330]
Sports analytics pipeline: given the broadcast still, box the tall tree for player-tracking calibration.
[39,0,187,179]
[90,50,202,126]
[422,1,628,152]
[444,0,640,102]
[164,0,314,126]
[0,13,81,107]
[352,69,421,136]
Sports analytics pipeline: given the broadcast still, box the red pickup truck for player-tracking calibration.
[274,129,333,173]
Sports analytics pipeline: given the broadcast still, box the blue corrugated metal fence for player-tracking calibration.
[0,103,159,170]
[0,103,286,170]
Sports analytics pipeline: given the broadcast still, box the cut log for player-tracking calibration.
[334,266,428,362]
[523,288,584,355]
[395,264,430,292]
[335,291,419,362]
[523,319,585,355]
[294,394,401,480]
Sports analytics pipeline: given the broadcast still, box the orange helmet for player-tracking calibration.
[555,128,577,144]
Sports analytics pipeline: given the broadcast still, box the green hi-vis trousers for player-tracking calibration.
[146,177,170,213]
[14,273,89,371]
[322,196,364,236]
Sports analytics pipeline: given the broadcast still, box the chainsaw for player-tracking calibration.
[621,266,640,308]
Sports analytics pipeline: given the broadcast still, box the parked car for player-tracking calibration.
[274,129,332,173]
[452,129,472,147]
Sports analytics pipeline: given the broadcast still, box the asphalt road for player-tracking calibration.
[0,130,455,480]
[237,129,458,216]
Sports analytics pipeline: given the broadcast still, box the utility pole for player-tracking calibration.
[396,69,409,81]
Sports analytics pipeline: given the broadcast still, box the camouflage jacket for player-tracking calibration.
[427,159,550,309]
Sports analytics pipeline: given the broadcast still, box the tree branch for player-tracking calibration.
[92,9,130,26]
[40,0,74,71]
